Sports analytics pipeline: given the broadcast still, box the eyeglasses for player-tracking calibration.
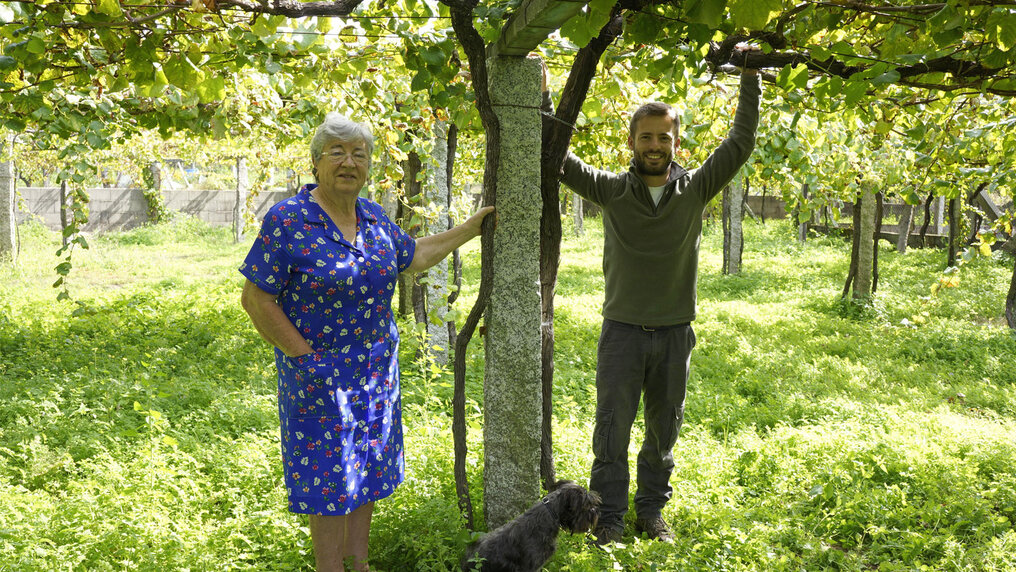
[323,149,369,165]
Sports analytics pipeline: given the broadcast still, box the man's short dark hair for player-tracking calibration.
[629,102,680,140]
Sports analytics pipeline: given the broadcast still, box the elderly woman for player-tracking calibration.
[239,112,492,571]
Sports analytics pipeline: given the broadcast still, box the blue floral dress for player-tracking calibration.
[239,184,416,515]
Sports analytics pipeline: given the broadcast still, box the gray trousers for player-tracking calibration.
[589,319,696,530]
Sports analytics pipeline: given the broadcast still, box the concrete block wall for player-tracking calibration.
[745,195,787,220]
[87,188,149,231]
[16,187,292,233]
[17,187,64,229]
[15,186,798,234]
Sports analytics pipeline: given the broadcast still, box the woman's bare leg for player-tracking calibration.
[309,503,375,572]
[342,502,374,571]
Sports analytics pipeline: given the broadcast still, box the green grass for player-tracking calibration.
[1,215,1015,571]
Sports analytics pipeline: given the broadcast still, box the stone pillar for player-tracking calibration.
[234,157,248,243]
[722,174,744,275]
[144,161,164,225]
[483,56,543,529]
[149,161,161,188]
[0,153,15,261]
[424,120,451,364]
[796,183,809,243]
[932,195,945,235]
[896,203,914,253]
[572,191,583,237]
[854,190,876,300]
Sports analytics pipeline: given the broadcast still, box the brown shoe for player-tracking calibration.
[592,526,623,546]
[634,516,674,543]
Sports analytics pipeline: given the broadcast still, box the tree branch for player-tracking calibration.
[704,39,1013,96]
[808,0,1016,16]
[441,0,492,533]
[125,5,187,25]
[217,0,365,17]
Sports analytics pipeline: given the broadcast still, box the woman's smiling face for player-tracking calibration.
[314,138,369,196]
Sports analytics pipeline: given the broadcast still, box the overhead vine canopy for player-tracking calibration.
[1,0,1012,284]
[2,0,1015,282]
[4,0,1016,147]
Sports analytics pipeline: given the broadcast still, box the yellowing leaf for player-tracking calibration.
[979,242,991,257]
[196,76,225,103]
[63,29,87,48]
[153,67,169,88]
[940,275,960,288]
[96,0,122,16]
[728,0,780,30]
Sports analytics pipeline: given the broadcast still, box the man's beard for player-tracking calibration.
[633,150,672,177]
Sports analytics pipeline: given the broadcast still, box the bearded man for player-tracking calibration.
[544,54,761,544]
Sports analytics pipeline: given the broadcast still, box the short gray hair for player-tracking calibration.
[310,112,375,168]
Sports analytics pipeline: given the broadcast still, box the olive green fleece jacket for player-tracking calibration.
[556,73,761,325]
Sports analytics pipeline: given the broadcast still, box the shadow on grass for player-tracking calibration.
[0,283,279,460]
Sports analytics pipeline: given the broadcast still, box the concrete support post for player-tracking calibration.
[483,56,543,529]
[424,120,451,364]
[381,188,398,223]
[234,157,248,243]
[722,174,744,275]
[149,162,161,187]
[796,183,809,243]
[932,195,945,235]
[854,190,877,300]
[148,161,162,207]
[286,168,299,195]
[896,203,914,253]
[572,192,583,237]
[0,153,15,261]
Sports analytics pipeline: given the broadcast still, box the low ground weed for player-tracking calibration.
[1,217,1014,570]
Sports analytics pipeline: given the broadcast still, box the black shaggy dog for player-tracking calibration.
[463,480,600,572]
